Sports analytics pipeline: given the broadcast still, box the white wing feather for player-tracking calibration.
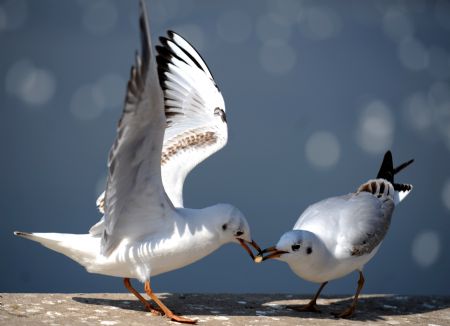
[100,1,173,255]
[157,31,228,207]
[95,32,227,217]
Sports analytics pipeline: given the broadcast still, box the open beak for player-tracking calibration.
[237,238,262,260]
[254,246,288,263]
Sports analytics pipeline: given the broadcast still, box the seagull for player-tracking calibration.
[255,150,413,318]
[14,1,260,323]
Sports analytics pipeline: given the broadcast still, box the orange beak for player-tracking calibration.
[254,246,288,263]
[237,238,262,260]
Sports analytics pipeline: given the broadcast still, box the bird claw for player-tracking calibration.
[149,308,162,316]
[291,303,321,313]
[169,314,198,324]
[333,306,355,318]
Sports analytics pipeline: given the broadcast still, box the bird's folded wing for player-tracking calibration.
[341,192,395,257]
[156,31,228,207]
[101,0,172,256]
[295,192,394,257]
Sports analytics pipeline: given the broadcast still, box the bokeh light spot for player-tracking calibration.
[259,40,296,75]
[70,84,105,120]
[397,37,429,71]
[266,0,303,26]
[382,7,414,42]
[411,230,440,268]
[94,73,125,110]
[301,6,341,40]
[82,0,118,36]
[217,10,252,44]
[256,13,291,44]
[6,59,56,106]
[305,131,340,169]
[402,92,432,132]
[356,100,394,155]
[0,0,28,31]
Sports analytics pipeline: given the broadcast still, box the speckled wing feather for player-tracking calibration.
[156,31,228,207]
[95,31,228,212]
[100,0,173,256]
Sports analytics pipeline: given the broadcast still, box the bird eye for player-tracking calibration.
[222,224,227,231]
[306,247,312,255]
[235,231,244,236]
[291,244,300,251]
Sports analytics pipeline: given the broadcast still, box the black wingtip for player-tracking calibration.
[393,183,413,192]
[167,30,175,39]
[376,150,394,183]
[138,0,151,61]
[14,231,31,237]
[376,150,414,184]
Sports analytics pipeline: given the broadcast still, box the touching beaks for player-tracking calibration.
[254,246,288,263]
[237,238,262,260]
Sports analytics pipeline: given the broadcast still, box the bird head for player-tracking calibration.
[254,230,317,263]
[214,204,261,259]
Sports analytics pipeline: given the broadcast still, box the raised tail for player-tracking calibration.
[14,231,100,267]
[376,150,414,204]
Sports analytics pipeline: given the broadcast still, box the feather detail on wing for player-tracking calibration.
[347,192,395,257]
[156,31,228,207]
[295,192,395,259]
[95,31,227,215]
[358,178,413,206]
[100,0,172,256]
[374,150,414,205]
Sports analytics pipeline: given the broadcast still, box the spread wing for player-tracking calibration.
[156,31,228,207]
[95,31,227,212]
[100,0,173,256]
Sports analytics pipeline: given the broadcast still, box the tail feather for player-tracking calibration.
[376,150,394,182]
[14,231,99,265]
[393,158,414,175]
[375,150,414,205]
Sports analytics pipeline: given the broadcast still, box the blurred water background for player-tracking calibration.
[1,0,449,295]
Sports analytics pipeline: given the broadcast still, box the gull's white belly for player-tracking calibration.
[86,224,223,282]
[288,246,380,284]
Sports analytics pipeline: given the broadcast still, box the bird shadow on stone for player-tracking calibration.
[72,294,450,321]
[264,294,450,322]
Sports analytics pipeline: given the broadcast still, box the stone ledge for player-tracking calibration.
[1,293,449,325]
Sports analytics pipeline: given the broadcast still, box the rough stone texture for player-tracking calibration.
[1,293,449,325]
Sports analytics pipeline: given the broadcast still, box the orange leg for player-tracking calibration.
[144,280,197,324]
[123,278,161,316]
[292,281,328,313]
[334,271,365,318]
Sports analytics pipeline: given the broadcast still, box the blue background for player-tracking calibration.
[1,0,449,295]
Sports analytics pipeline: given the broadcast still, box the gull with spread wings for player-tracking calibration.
[14,1,260,323]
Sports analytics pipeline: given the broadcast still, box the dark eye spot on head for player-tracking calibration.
[306,247,312,255]
[222,224,227,231]
[291,244,300,251]
[236,231,244,236]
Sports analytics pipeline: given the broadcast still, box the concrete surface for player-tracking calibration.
[1,293,449,325]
